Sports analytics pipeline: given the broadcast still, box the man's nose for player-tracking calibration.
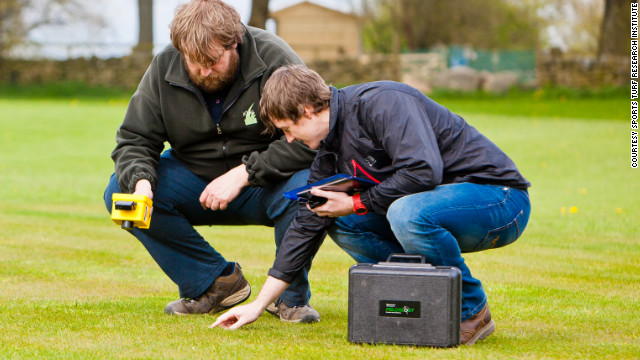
[200,67,213,77]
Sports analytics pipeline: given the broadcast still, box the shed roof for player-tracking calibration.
[271,1,360,20]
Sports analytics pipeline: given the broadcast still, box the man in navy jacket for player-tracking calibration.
[212,65,531,345]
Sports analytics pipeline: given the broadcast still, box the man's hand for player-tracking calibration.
[307,188,354,217]
[210,302,265,330]
[133,179,154,217]
[200,164,250,210]
[134,179,154,200]
[210,276,289,330]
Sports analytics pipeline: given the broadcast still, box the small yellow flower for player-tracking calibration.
[561,206,566,214]
[579,188,587,195]
[617,208,622,214]
[533,89,544,99]
[570,206,578,214]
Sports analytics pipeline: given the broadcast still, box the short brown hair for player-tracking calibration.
[260,65,332,135]
[170,0,245,66]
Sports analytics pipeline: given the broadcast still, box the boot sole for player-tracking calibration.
[212,283,252,312]
[167,284,251,316]
[279,314,320,324]
[263,302,320,323]
[463,319,496,345]
[265,303,279,317]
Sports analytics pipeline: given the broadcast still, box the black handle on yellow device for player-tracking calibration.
[114,200,137,210]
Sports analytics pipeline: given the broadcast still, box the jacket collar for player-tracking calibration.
[323,87,342,149]
[164,26,267,90]
[236,26,268,85]
[164,48,190,88]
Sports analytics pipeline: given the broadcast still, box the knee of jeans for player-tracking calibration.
[386,196,420,232]
[387,196,441,243]
[288,168,311,187]
[326,222,348,247]
[326,223,388,263]
[326,219,367,250]
[103,174,121,213]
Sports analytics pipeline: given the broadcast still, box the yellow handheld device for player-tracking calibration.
[111,194,153,230]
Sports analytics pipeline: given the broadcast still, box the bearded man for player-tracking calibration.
[103,0,320,324]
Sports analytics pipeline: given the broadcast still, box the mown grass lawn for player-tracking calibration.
[0,93,637,359]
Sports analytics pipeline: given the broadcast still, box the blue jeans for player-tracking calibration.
[104,150,313,306]
[328,183,530,321]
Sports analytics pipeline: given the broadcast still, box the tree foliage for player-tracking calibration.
[514,0,634,57]
[362,0,540,53]
[527,0,604,55]
[0,0,23,56]
[0,0,96,57]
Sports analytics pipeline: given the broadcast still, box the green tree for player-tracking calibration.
[0,0,97,57]
[362,0,540,52]
[0,0,23,56]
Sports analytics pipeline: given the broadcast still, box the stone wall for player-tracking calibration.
[536,54,629,88]
[0,52,629,92]
[0,54,151,90]
[0,54,399,90]
[308,54,401,86]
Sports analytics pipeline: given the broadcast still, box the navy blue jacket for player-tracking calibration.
[269,81,530,283]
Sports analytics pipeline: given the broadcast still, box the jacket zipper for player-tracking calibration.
[169,82,225,135]
[222,139,231,170]
[352,159,381,183]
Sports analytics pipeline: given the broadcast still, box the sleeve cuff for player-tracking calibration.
[127,172,156,193]
[242,154,260,187]
[267,268,294,284]
[358,190,376,214]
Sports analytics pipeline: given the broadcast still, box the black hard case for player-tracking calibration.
[348,255,461,347]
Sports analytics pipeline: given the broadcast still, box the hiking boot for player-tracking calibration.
[164,263,251,316]
[460,303,496,345]
[265,299,320,323]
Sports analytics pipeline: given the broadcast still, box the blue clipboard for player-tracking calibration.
[284,174,378,207]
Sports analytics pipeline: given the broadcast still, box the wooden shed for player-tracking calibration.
[270,1,361,62]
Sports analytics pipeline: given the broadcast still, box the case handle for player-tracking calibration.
[385,253,426,264]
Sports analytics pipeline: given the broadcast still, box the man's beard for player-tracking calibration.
[187,50,239,93]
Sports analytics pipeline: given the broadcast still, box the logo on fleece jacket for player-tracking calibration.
[243,103,257,126]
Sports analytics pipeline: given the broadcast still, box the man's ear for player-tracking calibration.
[302,105,315,119]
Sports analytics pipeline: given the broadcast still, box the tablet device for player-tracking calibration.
[284,174,378,207]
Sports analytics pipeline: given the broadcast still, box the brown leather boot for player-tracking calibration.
[265,299,320,323]
[164,263,251,315]
[460,303,496,345]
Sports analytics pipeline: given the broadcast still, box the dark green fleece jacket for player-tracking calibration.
[111,26,316,193]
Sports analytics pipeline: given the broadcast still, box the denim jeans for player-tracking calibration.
[328,183,530,321]
[104,150,313,306]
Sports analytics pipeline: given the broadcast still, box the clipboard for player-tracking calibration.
[283,174,378,208]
